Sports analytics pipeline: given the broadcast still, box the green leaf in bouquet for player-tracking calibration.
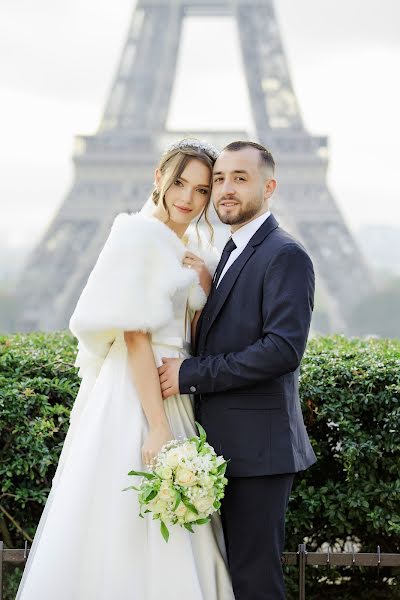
[182,497,199,515]
[143,488,157,502]
[199,447,211,456]
[173,490,182,511]
[217,462,227,475]
[213,500,221,510]
[128,469,156,480]
[194,518,211,525]
[184,522,195,533]
[195,421,207,442]
[161,520,170,542]
[121,485,141,492]
[139,487,150,501]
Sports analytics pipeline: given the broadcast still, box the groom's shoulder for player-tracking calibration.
[267,223,313,263]
[270,225,308,254]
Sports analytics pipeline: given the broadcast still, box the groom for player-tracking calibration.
[158,141,316,600]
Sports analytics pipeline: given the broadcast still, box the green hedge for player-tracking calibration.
[286,336,400,599]
[1,333,399,599]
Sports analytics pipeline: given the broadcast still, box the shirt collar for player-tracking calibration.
[231,211,271,249]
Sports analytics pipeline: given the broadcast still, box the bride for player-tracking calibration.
[16,139,235,599]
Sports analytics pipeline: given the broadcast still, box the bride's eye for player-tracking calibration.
[197,188,209,195]
[174,180,183,187]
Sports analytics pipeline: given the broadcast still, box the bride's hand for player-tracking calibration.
[183,251,212,296]
[142,423,173,467]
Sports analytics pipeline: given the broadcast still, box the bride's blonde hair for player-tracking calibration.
[152,142,216,243]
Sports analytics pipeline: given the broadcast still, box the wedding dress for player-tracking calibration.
[16,209,234,600]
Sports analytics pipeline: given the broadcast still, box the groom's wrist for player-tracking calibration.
[179,357,201,395]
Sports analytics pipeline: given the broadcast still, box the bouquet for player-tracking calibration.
[123,422,228,542]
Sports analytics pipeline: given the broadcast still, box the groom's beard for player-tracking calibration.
[215,196,263,226]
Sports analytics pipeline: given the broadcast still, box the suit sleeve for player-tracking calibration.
[179,244,315,394]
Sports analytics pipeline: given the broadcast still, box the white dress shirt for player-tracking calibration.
[216,211,271,287]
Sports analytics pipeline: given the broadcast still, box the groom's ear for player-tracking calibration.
[264,177,277,200]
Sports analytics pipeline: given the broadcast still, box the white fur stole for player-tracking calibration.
[69,212,220,377]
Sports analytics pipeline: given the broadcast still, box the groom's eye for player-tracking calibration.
[214,177,223,183]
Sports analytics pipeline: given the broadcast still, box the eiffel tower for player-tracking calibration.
[15,0,373,332]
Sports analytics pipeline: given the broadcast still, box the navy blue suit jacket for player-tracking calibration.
[179,214,317,477]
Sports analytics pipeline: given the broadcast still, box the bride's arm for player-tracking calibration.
[124,330,173,465]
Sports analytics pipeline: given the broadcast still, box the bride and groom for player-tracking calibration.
[16,139,316,600]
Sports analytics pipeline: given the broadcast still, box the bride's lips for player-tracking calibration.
[174,204,192,214]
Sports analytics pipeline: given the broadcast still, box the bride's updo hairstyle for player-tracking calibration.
[152,139,219,243]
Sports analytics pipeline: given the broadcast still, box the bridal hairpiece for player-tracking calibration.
[163,138,220,161]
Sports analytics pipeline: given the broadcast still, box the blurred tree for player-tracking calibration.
[0,287,17,334]
[349,277,400,338]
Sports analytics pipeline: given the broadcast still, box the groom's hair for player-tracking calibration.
[223,141,275,175]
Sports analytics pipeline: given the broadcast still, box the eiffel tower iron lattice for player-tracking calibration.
[14,0,373,332]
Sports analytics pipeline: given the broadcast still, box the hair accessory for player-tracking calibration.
[163,138,219,161]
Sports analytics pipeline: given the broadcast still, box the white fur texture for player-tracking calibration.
[69,212,220,365]
[185,226,220,311]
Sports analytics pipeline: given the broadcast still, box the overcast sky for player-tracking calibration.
[1,0,400,248]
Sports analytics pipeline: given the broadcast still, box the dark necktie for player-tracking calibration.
[213,237,237,288]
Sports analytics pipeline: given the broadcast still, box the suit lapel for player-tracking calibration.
[199,214,279,346]
[205,244,256,337]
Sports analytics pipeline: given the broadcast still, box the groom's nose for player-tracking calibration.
[220,180,236,196]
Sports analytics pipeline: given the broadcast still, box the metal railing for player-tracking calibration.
[284,544,400,600]
[1,540,400,600]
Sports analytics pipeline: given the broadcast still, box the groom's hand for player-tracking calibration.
[158,358,184,399]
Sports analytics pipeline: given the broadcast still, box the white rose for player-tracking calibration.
[182,442,198,459]
[148,499,168,514]
[199,474,214,489]
[184,510,198,523]
[158,481,175,502]
[175,466,197,487]
[166,448,181,468]
[157,466,173,480]
[194,494,214,513]
[174,503,187,517]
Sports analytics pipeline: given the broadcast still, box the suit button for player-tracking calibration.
[190,385,197,393]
